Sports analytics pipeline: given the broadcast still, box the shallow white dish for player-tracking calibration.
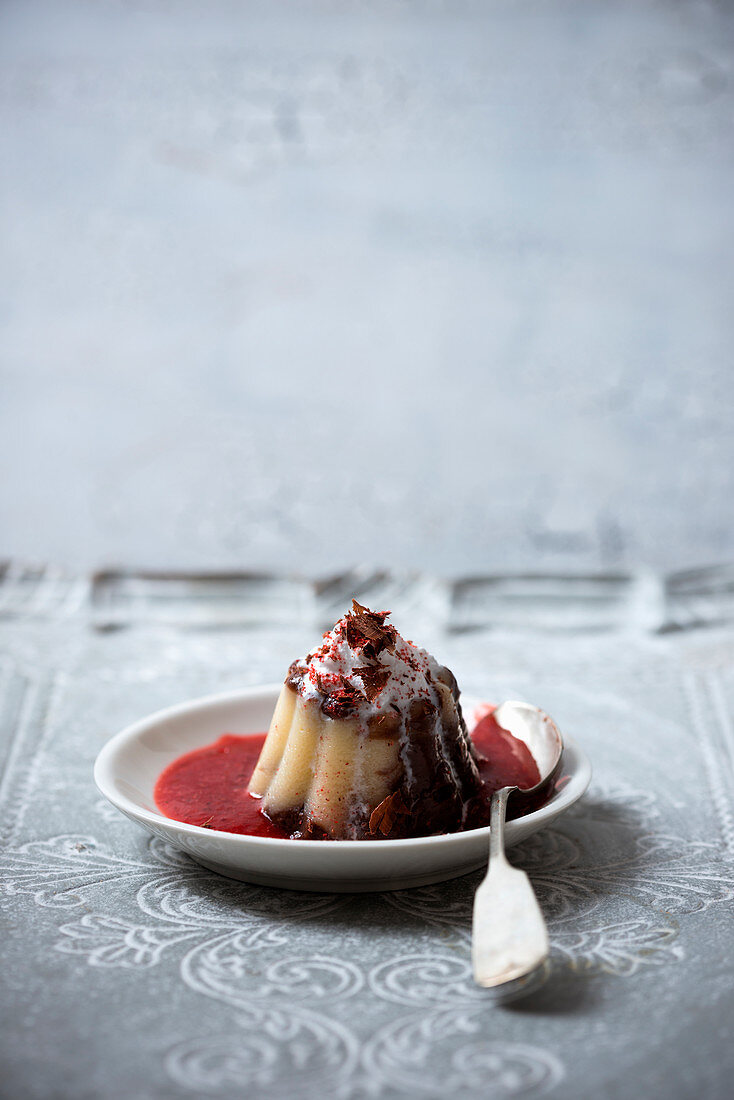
[94,685,591,892]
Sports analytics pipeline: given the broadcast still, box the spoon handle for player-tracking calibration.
[472,786,550,989]
[489,785,512,864]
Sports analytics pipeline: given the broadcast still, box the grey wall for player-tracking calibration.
[2,0,733,576]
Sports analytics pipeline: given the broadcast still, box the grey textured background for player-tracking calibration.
[1,0,733,576]
[2,7,734,1093]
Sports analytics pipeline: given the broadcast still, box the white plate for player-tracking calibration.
[94,685,591,892]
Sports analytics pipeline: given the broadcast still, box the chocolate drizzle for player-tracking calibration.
[285,659,306,693]
[366,706,401,740]
[365,683,481,839]
[315,674,364,719]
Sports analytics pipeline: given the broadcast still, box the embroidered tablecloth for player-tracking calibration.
[2,565,733,1098]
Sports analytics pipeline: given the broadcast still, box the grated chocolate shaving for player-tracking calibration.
[344,599,397,658]
[368,789,410,837]
[353,663,391,702]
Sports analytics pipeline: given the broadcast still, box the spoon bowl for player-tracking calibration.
[493,700,564,813]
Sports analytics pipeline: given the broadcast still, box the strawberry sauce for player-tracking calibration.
[154,734,283,838]
[154,711,543,839]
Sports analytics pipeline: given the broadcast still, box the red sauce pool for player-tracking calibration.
[154,711,543,839]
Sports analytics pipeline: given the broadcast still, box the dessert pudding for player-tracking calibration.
[248,601,481,839]
[154,602,549,841]
[153,708,543,840]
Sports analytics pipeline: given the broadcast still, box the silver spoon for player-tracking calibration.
[471,701,564,992]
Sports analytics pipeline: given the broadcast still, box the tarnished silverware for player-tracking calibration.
[472,701,563,992]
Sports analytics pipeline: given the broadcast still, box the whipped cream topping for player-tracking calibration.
[294,602,442,718]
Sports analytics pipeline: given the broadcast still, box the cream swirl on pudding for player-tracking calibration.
[248,601,480,839]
